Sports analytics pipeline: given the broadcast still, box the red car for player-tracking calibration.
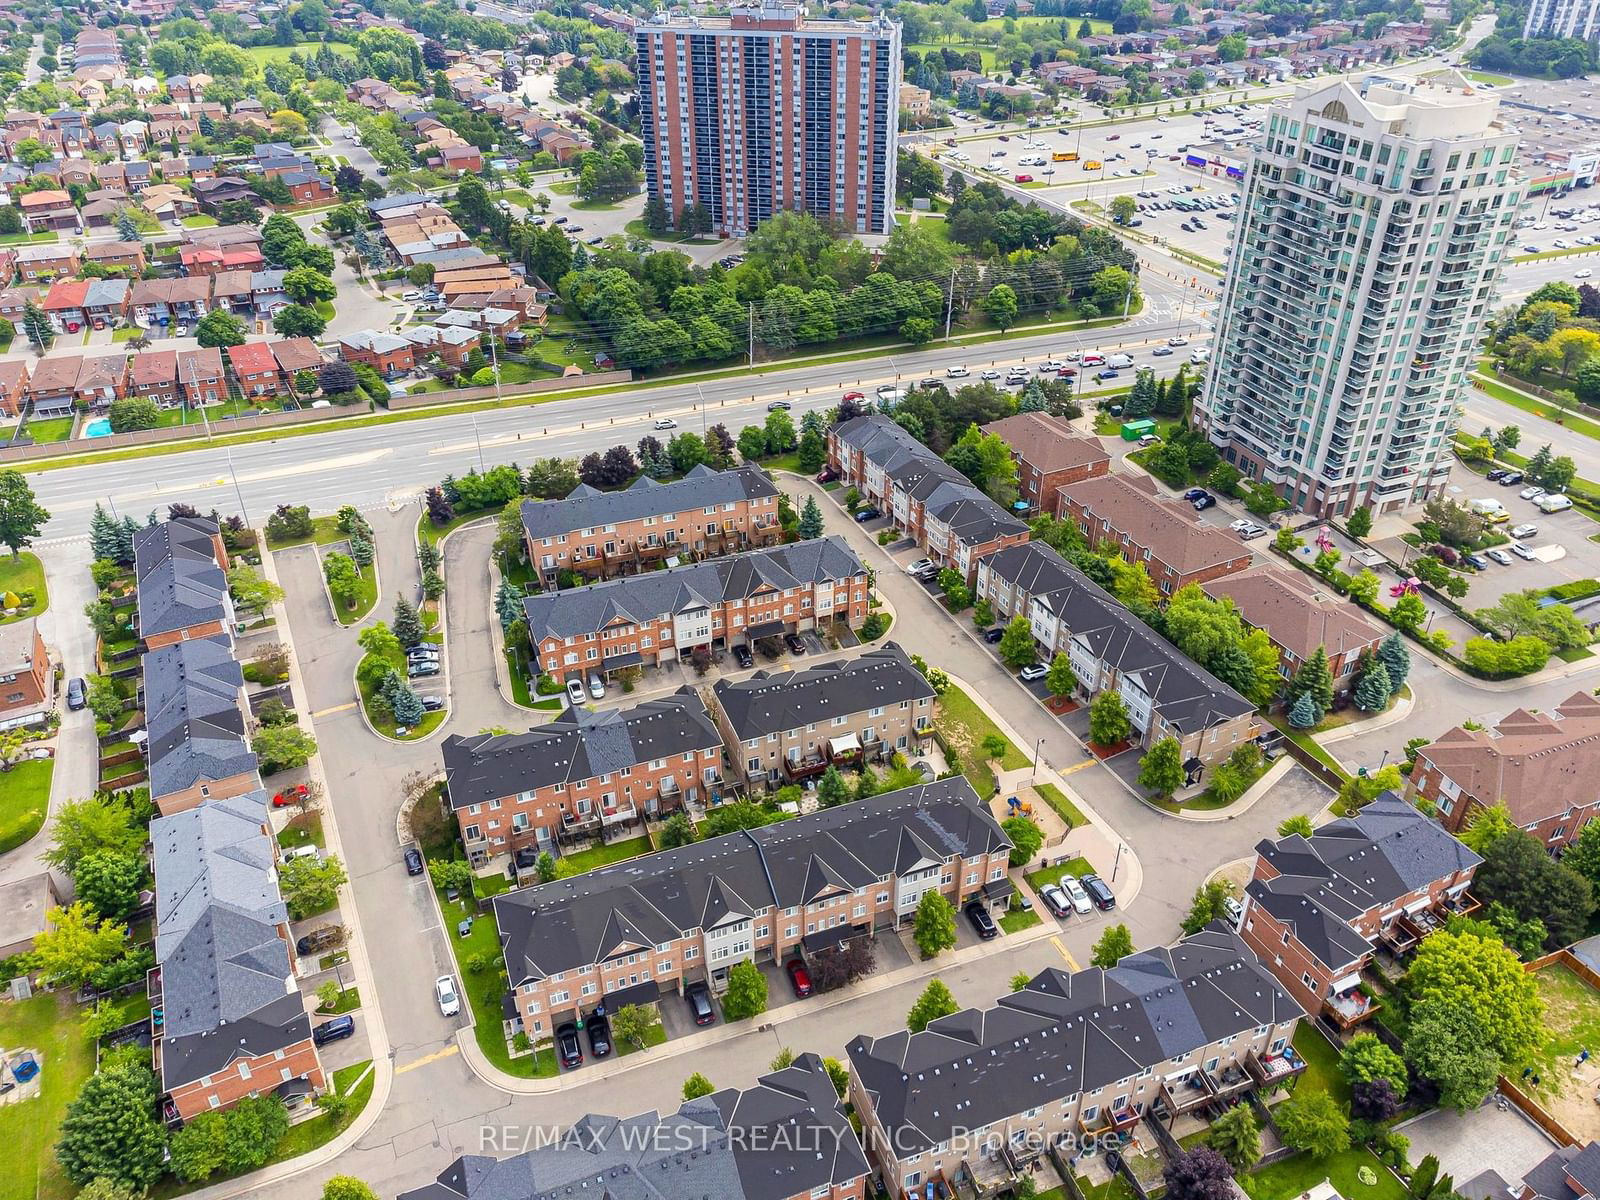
[816,467,838,484]
[273,784,309,808]
[786,959,813,998]
[1014,174,1034,183]
[1056,367,1077,378]
[1105,133,1121,141]
[842,391,864,404]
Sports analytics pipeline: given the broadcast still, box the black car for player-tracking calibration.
[66,677,86,710]
[313,1015,356,1046]
[408,660,441,678]
[555,1021,584,1069]
[853,506,881,522]
[732,643,754,669]
[295,926,341,956]
[1183,488,1208,501]
[1500,471,1525,486]
[421,696,445,712]
[784,633,806,655]
[685,981,717,1026]
[1486,468,1509,482]
[1081,873,1116,911]
[586,1012,612,1058]
[766,400,792,411]
[403,847,424,876]
[983,627,1005,644]
[964,900,999,940]
[1192,494,1216,511]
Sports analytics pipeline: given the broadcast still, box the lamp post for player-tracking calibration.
[1031,736,1045,782]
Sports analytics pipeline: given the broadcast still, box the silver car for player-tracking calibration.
[1058,874,1093,915]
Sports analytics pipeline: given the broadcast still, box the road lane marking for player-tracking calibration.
[1051,936,1079,971]
[1059,760,1096,776]
[395,1044,460,1075]
[311,702,358,717]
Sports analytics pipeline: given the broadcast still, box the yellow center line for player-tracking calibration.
[1051,936,1080,972]
[395,1044,460,1075]
[310,702,358,718]
[1058,760,1097,776]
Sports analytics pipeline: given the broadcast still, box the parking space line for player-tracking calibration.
[1050,936,1080,971]
[395,1044,459,1075]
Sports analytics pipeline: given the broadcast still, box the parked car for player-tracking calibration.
[1192,494,1216,511]
[964,899,999,940]
[1238,524,1268,539]
[786,958,814,997]
[296,926,342,956]
[1500,471,1524,486]
[1511,541,1538,560]
[435,975,461,1017]
[555,1021,584,1068]
[1222,896,1244,926]
[784,632,806,655]
[1039,884,1073,918]
[407,646,440,661]
[1059,874,1093,915]
[685,981,717,1026]
[421,696,445,712]
[1019,663,1049,682]
[1520,484,1546,500]
[1228,519,1253,533]
[403,847,424,876]
[816,467,839,484]
[1487,548,1513,566]
[566,677,587,706]
[587,673,605,699]
[66,677,85,710]
[984,627,1005,644]
[1511,523,1539,539]
[853,506,881,522]
[1081,874,1116,911]
[313,1015,356,1046]
[407,660,440,678]
[1183,488,1208,501]
[906,557,935,575]
[653,418,677,430]
[1465,553,1491,570]
[586,1012,612,1058]
[732,643,754,669]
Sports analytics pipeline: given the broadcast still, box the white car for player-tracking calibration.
[1520,484,1545,500]
[946,365,970,378]
[1511,541,1538,560]
[876,383,899,398]
[1058,874,1094,914]
[436,975,461,1017]
[1511,523,1538,539]
[1229,519,1253,533]
[1486,548,1513,566]
[587,673,605,699]
[980,368,1002,380]
[653,418,677,430]
[906,557,935,576]
[1039,359,1066,372]
[1578,269,1594,279]
[1167,336,1189,347]
[402,290,423,302]
[1019,663,1049,682]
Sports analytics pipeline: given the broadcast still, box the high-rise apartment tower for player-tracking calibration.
[634,3,901,237]
[1197,78,1523,516]
[1523,0,1600,42]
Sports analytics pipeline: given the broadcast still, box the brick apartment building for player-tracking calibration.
[1058,474,1253,597]
[521,463,783,587]
[981,411,1110,514]
[713,641,935,788]
[142,636,260,816]
[523,536,870,685]
[441,688,723,864]
[150,790,325,1120]
[975,541,1258,767]
[1239,795,1479,1027]
[1407,692,1600,850]
[829,415,1029,584]
[402,1054,870,1200]
[1202,565,1388,696]
[133,516,233,649]
[848,927,1304,1197]
[0,618,50,726]
[494,779,1011,1037]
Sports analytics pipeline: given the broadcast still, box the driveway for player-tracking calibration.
[1395,1100,1558,1191]
[440,517,541,734]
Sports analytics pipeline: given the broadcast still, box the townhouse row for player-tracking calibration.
[441,642,934,863]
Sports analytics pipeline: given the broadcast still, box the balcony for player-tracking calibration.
[1205,1062,1252,1099]
[600,799,636,825]
[1158,1071,1213,1115]
[1246,1046,1307,1091]
[781,751,828,781]
[1323,986,1379,1029]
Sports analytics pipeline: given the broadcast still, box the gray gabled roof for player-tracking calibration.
[846,926,1300,1155]
[399,1053,869,1200]
[522,536,866,643]
[141,635,258,801]
[133,516,229,639]
[493,780,1009,982]
[1246,793,1480,972]
[712,641,934,740]
[441,687,722,811]
[521,463,779,542]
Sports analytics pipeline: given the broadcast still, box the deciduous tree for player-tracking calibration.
[912,890,956,959]
[907,978,959,1032]
[1091,922,1134,968]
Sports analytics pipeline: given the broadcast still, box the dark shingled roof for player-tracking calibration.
[399,1053,869,1200]
[441,687,722,812]
[493,779,1009,982]
[521,463,779,542]
[712,641,934,740]
[141,635,258,802]
[847,926,1300,1155]
[1245,793,1480,973]
[133,516,229,639]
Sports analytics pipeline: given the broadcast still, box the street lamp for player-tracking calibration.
[1031,735,1045,781]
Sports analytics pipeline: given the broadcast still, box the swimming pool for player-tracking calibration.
[83,417,112,438]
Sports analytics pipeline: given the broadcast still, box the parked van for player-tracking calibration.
[1107,353,1133,369]
[1080,352,1106,367]
[1082,160,1103,170]
[1537,493,1574,513]
[1469,497,1508,518]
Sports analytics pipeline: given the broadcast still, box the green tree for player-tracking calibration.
[74,850,144,921]
[816,766,850,809]
[195,308,247,348]
[1341,1032,1408,1093]
[1474,828,1594,950]
[907,977,959,1032]
[56,1062,167,1189]
[913,889,957,958]
[323,1179,381,1200]
[1180,878,1238,935]
[722,959,768,1021]
[1288,693,1320,729]
[168,1111,229,1182]
[1002,815,1043,866]
[998,614,1037,668]
[1091,923,1135,968]
[43,795,144,875]
[1405,927,1543,1070]
[228,564,285,613]
[1347,506,1373,538]
[682,1072,716,1100]
[108,396,160,433]
[0,470,49,560]
[1276,1089,1349,1158]
[1354,660,1392,712]
[1137,736,1185,800]
[798,427,826,474]
[1110,194,1138,225]
[1403,999,1502,1110]
[611,1002,663,1050]
[657,812,695,849]
[278,854,347,920]
[981,283,1019,331]
[392,594,424,647]
[1045,652,1076,698]
[1207,1103,1261,1172]
[798,496,824,539]
[1088,689,1131,748]
[1460,801,1518,855]
[1277,814,1316,839]
[33,901,128,988]
[1288,645,1334,714]
[253,724,318,774]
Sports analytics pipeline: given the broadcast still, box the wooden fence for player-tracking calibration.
[385,370,633,410]
[1496,1074,1579,1148]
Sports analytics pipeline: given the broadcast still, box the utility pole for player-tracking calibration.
[943,263,957,341]
[226,446,252,532]
[748,302,755,370]
[487,328,504,407]
[186,354,212,441]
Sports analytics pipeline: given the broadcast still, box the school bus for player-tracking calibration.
[1052,151,1076,162]
[1082,159,1103,170]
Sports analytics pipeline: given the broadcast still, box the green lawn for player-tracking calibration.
[356,659,448,740]
[315,299,335,322]
[999,902,1040,934]
[1240,1148,1405,1200]
[615,1020,669,1057]
[24,416,74,443]
[1024,855,1093,894]
[0,758,53,855]
[1263,712,1352,783]
[0,551,47,621]
[936,684,1029,796]
[1292,1022,1350,1106]
[1035,782,1085,829]
[622,218,720,245]
[276,811,326,851]
[178,214,218,229]
[560,835,651,874]
[315,987,362,1016]
[242,40,354,65]
[571,195,629,211]
[111,327,143,342]
[0,991,93,1200]
[1526,964,1600,1109]
[265,514,347,550]
[1473,372,1600,444]
[330,560,378,626]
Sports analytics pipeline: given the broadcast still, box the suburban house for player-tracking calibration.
[210,269,255,315]
[74,354,127,409]
[1201,565,1388,696]
[133,516,233,649]
[520,463,783,587]
[0,872,61,960]
[129,277,212,327]
[250,269,289,315]
[1464,1141,1600,1200]
[399,323,479,367]
[440,689,724,864]
[712,642,935,788]
[81,278,129,328]
[190,175,256,214]
[25,354,81,416]
[0,360,28,416]
[974,541,1259,766]
[85,239,146,273]
[847,926,1304,1198]
[494,779,1011,1037]
[1238,795,1480,1026]
[226,341,281,396]
[338,329,415,377]
[1058,474,1254,596]
[269,337,326,383]
[181,242,264,277]
[14,243,79,281]
[981,412,1111,515]
[130,350,180,407]
[149,790,326,1120]
[141,635,260,816]
[177,347,226,406]
[400,1055,870,1200]
[19,188,78,232]
[522,537,870,685]
[1406,692,1600,850]
[0,617,50,727]
[828,415,1030,584]
[41,279,89,333]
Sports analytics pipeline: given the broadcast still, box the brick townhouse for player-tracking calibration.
[442,688,723,864]
[524,536,869,686]
[225,341,281,396]
[520,463,782,587]
[150,790,326,1121]
[133,516,233,649]
[14,242,79,281]
[0,359,27,416]
[828,414,1029,584]
[493,779,1012,1038]
[177,346,225,406]
[24,354,81,416]
[1406,692,1600,851]
[975,541,1258,767]
[129,349,180,407]
[402,1054,870,1200]
[1201,565,1388,696]
[142,635,260,816]
[713,641,935,789]
[400,323,479,367]
[1058,474,1254,597]
[1239,795,1479,1028]
[848,926,1304,1198]
[980,411,1110,515]
[338,329,415,377]
[0,617,50,727]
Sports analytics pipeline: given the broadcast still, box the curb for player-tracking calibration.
[1315,689,1416,746]
[1155,755,1295,824]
